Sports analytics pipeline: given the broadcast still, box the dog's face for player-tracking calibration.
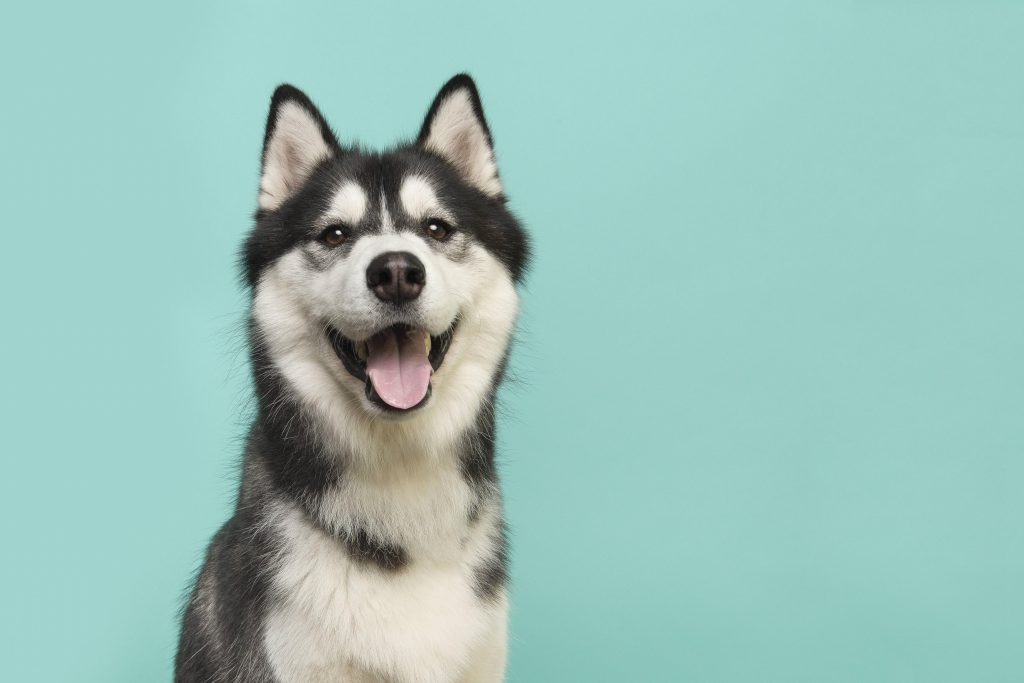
[244,76,528,432]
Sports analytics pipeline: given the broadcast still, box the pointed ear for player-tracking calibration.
[417,74,502,197]
[258,85,338,211]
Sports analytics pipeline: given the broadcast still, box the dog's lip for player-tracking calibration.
[326,321,457,412]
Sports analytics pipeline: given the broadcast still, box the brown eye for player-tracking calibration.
[424,218,453,241]
[319,224,349,247]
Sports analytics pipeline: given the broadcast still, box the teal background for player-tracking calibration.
[2,1,1023,681]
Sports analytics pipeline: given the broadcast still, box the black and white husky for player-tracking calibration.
[175,75,529,683]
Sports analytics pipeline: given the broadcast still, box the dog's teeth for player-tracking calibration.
[425,335,432,354]
[356,343,368,361]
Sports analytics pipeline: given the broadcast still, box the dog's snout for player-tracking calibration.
[366,251,425,304]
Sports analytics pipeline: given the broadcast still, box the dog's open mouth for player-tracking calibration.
[327,322,455,412]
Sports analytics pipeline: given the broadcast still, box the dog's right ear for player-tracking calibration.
[258,85,338,211]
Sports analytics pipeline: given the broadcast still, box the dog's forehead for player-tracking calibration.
[318,154,453,229]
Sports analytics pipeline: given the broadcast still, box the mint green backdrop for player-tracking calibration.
[3,2,1023,681]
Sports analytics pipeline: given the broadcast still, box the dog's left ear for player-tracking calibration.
[417,74,502,198]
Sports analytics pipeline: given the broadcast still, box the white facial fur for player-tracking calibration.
[251,176,519,467]
[306,231,463,341]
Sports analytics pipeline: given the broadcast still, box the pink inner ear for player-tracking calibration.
[421,89,502,197]
[259,97,335,211]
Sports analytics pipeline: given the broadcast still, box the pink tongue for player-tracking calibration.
[365,328,432,409]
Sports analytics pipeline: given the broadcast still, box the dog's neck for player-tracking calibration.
[249,342,498,552]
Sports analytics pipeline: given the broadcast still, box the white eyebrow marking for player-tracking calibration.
[323,182,367,225]
[400,175,454,224]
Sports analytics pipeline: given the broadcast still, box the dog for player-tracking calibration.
[175,74,529,683]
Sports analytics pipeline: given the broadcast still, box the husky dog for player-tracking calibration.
[175,75,529,683]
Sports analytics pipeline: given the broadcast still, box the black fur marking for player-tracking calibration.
[467,500,481,524]
[249,325,340,503]
[473,519,509,601]
[460,402,499,488]
[460,351,512,490]
[175,470,282,681]
[339,528,409,572]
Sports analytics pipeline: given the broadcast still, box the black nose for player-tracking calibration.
[366,251,425,304]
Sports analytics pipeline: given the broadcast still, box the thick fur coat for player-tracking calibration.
[175,75,529,683]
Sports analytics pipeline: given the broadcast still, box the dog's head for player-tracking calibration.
[243,75,528,436]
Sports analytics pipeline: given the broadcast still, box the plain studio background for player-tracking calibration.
[2,1,1023,681]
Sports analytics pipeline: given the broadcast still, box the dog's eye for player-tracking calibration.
[423,218,453,242]
[318,224,350,247]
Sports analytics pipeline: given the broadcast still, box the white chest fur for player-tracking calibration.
[263,500,507,683]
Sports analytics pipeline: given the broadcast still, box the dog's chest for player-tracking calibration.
[263,500,501,683]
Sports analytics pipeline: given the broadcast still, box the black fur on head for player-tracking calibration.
[241,74,530,290]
